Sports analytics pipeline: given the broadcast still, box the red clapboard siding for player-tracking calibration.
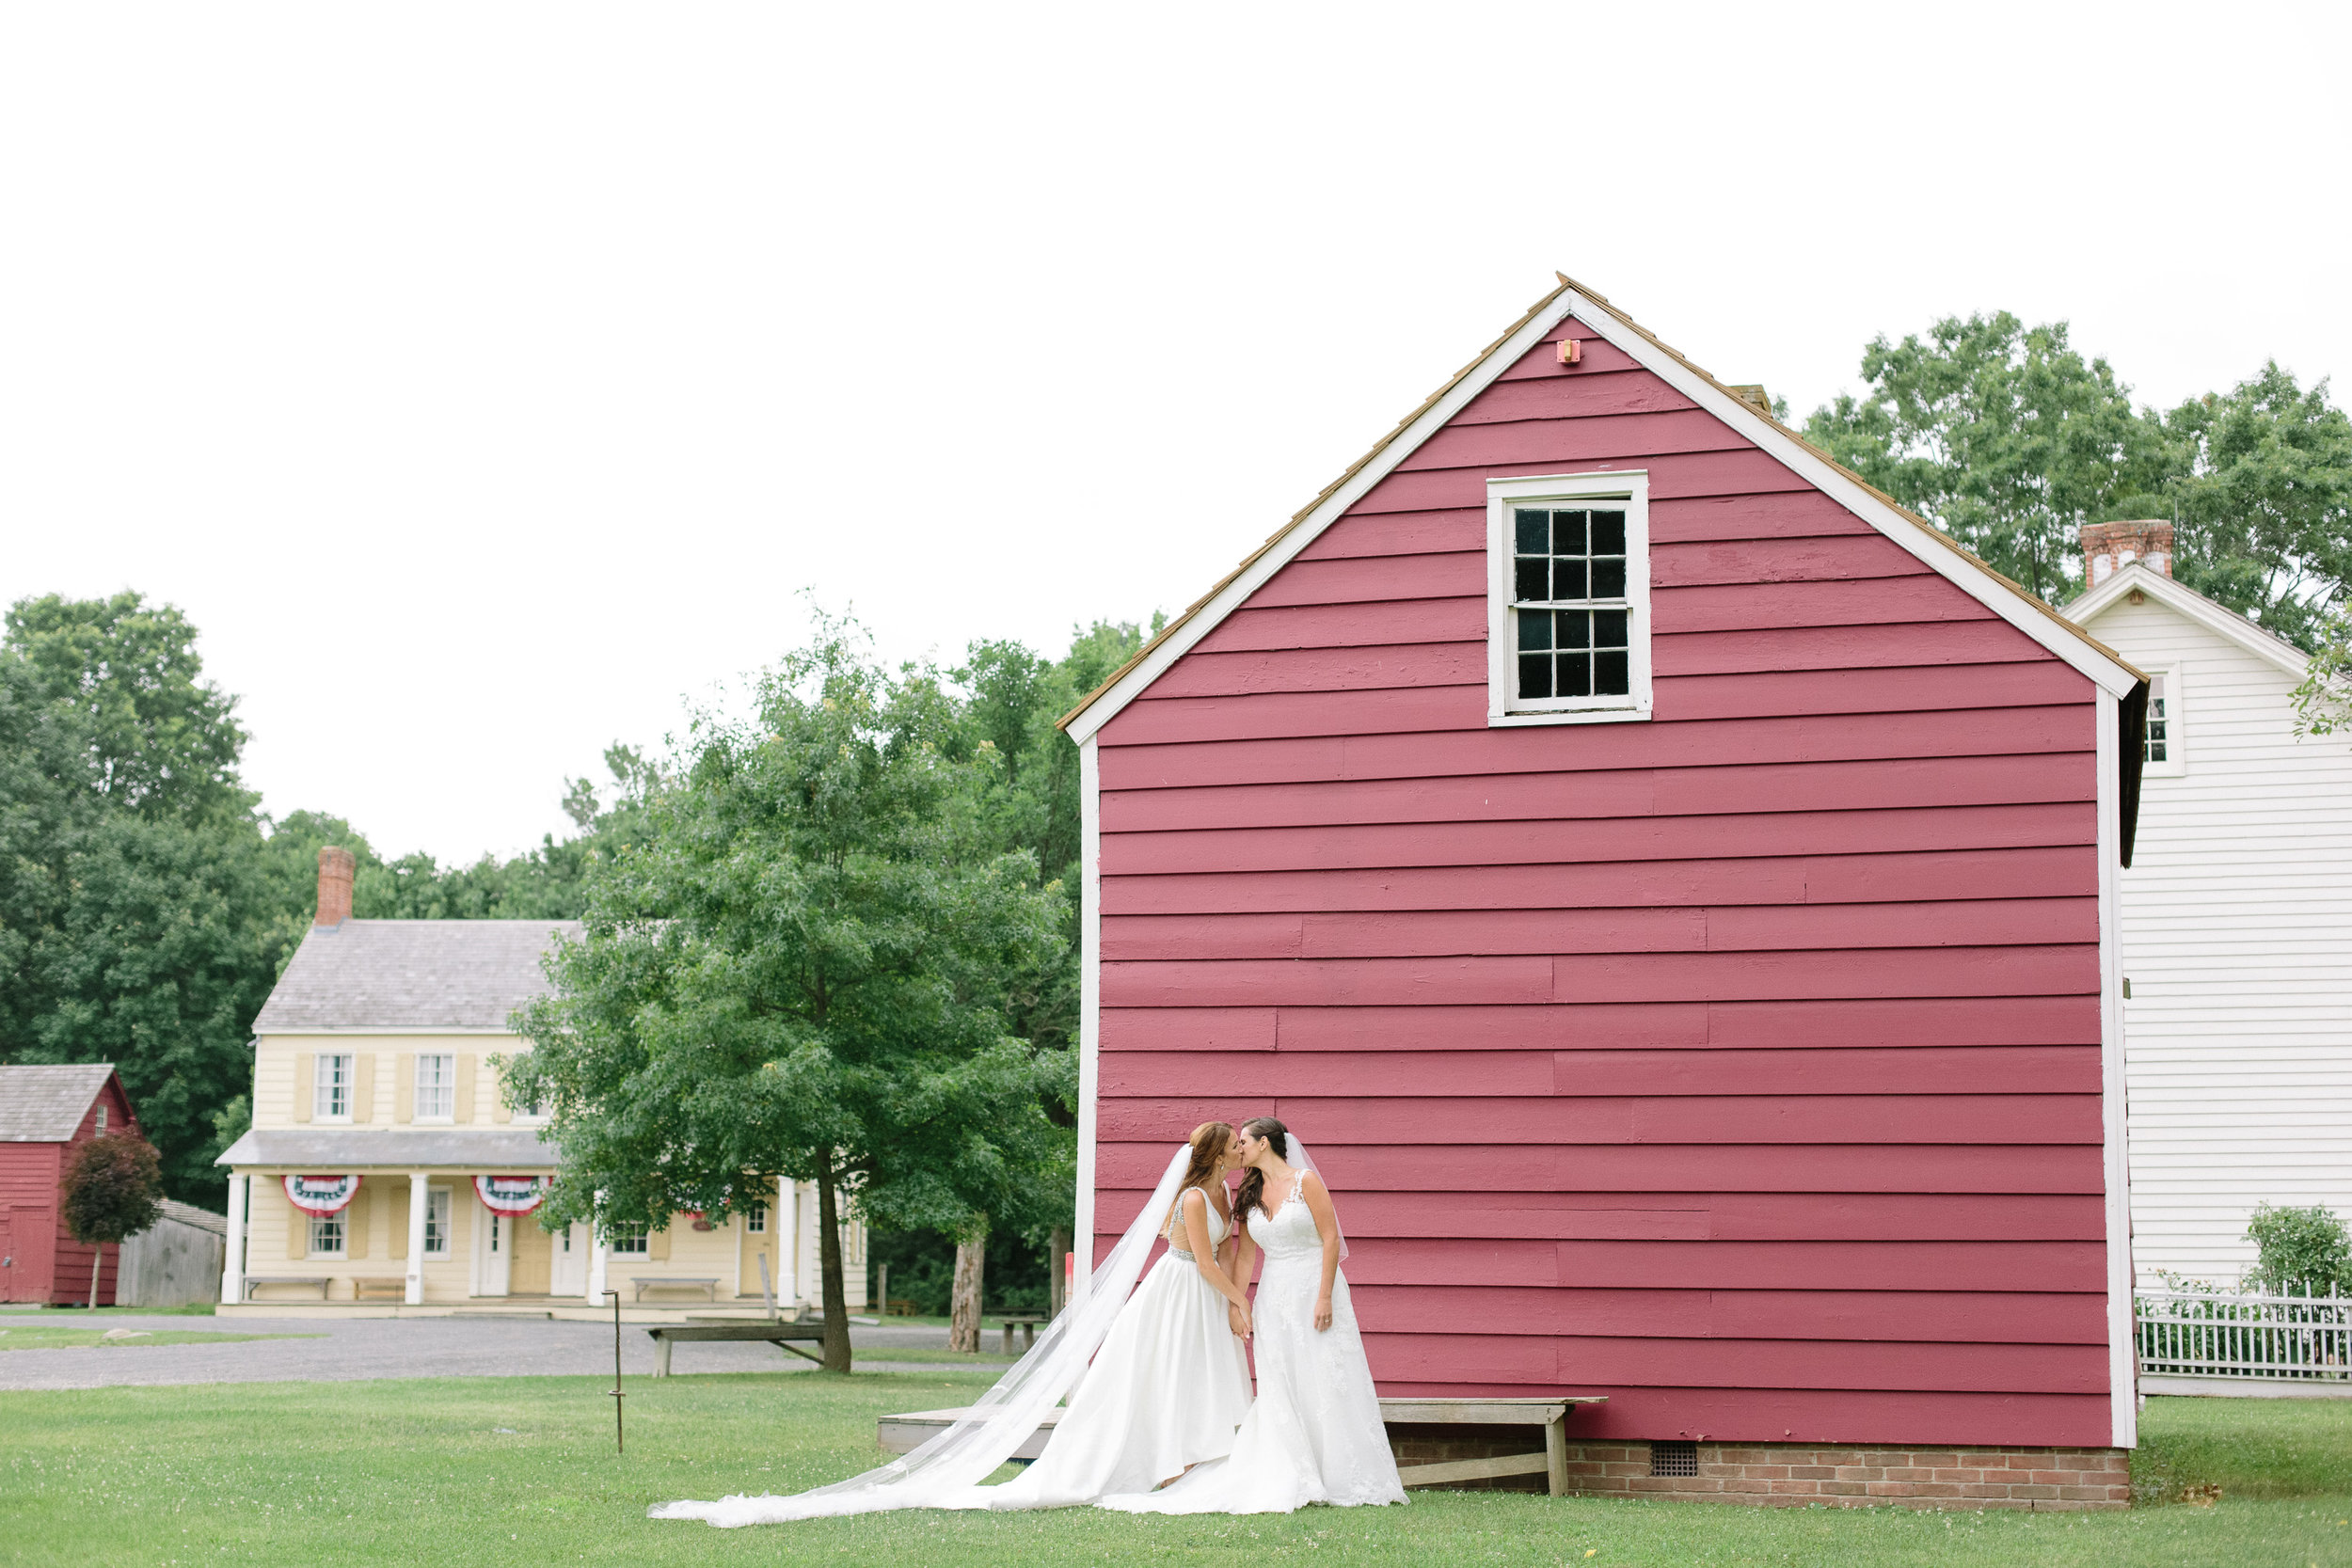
[1089,318,2118,1447]
[1092,1141,2105,1195]
[1102,754,2093,833]
[1099,705,2093,791]
[1357,1286,2109,1344]
[1099,1044,2100,1098]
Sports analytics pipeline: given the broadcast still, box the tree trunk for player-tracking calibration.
[815,1164,851,1373]
[1047,1226,1070,1318]
[87,1243,102,1310]
[948,1221,987,1354]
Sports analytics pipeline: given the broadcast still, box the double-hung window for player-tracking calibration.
[415,1053,455,1121]
[313,1053,353,1121]
[2141,666,2185,776]
[606,1220,650,1258]
[309,1212,346,1258]
[1487,471,1652,724]
[423,1187,453,1257]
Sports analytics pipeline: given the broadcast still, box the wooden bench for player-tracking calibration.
[353,1278,408,1302]
[644,1322,827,1376]
[878,1397,1606,1493]
[631,1276,721,1304]
[242,1276,330,1302]
[995,1314,1046,1354]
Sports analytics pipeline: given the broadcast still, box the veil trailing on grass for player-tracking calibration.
[650,1144,1195,1527]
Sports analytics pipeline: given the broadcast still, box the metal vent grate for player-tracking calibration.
[1648,1440,1698,1477]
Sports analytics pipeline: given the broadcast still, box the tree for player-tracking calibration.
[2157,364,2352,651]
[509,620,1073,1371]
[2244,1203,2352,1296]
[60,1131,166,1308]
[1804,312,2170,602]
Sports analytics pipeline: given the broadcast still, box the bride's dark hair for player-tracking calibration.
[1232,1117,1291,1219]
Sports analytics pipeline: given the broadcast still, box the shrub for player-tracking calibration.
[2244,1203,2352,1296]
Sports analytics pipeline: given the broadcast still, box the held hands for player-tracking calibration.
[1228,1301,1253,1340]
[1314,1295,1333,1333]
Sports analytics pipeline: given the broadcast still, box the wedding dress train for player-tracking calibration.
[1100,1171,1405,1515]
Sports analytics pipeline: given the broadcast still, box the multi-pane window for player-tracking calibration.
[309,1213,346,1257]
[1514,506,1632,702]
[746,1204,767,1234]
[2145,673,2169,763]
[423,1188,452,1256]
[607,1220,650,1258]
[415,1053,455,1120]
[314,1053,353,1120]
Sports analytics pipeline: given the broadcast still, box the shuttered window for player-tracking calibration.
[415,1054,455,1120]
[1487,472,1653,724]
[423,1188,452,1256]
[313,1054,354,1120]
[607,1220,650,1258]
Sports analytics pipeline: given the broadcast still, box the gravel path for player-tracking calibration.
[0,1313,978,1391]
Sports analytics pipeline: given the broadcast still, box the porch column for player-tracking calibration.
[774,1175,794,1307]
[220,1172,248,1305]
[586,1232,608,1305]
[405,1173,428,1305]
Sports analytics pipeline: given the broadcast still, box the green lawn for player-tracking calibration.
[3,1376,2347,1567]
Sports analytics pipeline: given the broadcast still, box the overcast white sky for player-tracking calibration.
[4,3,2344,863]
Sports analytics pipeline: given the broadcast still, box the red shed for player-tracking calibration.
[0,1064,143,1306]
[1060,277,2145,1505]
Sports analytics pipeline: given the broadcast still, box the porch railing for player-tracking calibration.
[2136,1287,2352,1382]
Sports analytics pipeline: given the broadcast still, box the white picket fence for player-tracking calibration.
[2136,1287,2352,1386]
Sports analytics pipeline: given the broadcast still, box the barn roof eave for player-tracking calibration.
[1057,273,2142,742]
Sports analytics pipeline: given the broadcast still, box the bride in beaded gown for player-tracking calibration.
[1101,1117,1405,1516]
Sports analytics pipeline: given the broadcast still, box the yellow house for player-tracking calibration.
[216,849,864,1319]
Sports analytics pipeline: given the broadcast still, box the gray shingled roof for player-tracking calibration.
[251,920,580,1033]
[151,1198,229,1235]
[215,1128,559,1168]
[0,1064,117,1142]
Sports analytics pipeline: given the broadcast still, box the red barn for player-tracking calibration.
[0,1064,143,1306]
[1059,277,2146,1508]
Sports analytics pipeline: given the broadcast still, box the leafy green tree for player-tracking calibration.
[1804,312,2170,601]
[509,621,1072,1371]
[61,1131,167,1307]
[2156,364,2352,650]
[2244,1202,2352,1296]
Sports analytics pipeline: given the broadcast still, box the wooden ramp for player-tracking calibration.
[877,1396,1606,1495]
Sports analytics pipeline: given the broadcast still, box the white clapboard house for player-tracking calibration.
[2063,520,2352,1283]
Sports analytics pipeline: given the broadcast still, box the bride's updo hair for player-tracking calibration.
[1233,1117,1290,1219]
[1167,1121,1234,1229]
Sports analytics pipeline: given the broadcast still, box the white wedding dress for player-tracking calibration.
[1101,1172,1405,1515]
[987,1189,1252,1506]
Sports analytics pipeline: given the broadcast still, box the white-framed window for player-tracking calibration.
[309,1212,346,1257]
[606,1219,649,1258]
[313,1053,354,1121]
[423,1187,453,1257]
[745,1204,767,1234]
[2142,665,2185,776]
[94,1104,106,1135]
[1487,470,1653,725]
[414,1053,455,1121]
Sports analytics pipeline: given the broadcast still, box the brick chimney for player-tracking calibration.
[2079,520,2173,587]
[315,847,356,927]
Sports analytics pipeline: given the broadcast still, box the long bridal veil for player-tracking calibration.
[1281,1134,1345,1258]
[651,1144,1196,1527]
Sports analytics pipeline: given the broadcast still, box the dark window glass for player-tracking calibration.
[1515,510,1549,555]
[1591,511,1627,554]
[1552,510,1587,555]
[1595,650,1629,694]
[1518,655,1552,699]
[1518,610,1553,652]
[1594,610,1628,648]
[1552,559,1587,600]
[1515,559,1549,601]
[1506,498,1635,702]
[1591,558,1627,598]
[1557,611,1590,649]
[1558,653,1592,697]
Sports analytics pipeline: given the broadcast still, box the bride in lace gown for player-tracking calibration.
[987,1120,1256,1506]
[1102,1117,1405,1515]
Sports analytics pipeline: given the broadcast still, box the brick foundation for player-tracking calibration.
[1388,1430,2130,1511]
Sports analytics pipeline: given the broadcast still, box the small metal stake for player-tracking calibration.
[605,1289,624,1453]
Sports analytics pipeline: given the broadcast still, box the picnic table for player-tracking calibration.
[644,1321,827,1376]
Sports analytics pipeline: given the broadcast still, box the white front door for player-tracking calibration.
[548,1222,589,1298]
[471,1196,511,1297]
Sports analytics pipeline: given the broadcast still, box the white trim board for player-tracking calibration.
[1062,277,2141,743]
[1073,733,1102,1306]
[2065,561,2311,680]
[2097,689,2139,1449]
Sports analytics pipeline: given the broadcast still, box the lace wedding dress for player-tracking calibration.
[1101,1171,1405,1515]
[986,1190,1251,1507]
